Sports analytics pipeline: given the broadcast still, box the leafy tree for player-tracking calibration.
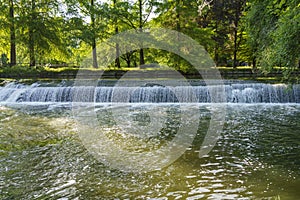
[106,0,123,68]
[245,0,277,70]
[229,0,247,68]
[152,0,214,70]
[114,0,157,66]
[15,0,68,66]
[198,0,247,67]
[64,0,109,68]
[0,0,15,66]
[272,3,300,70]
[246,0,300,73]
[9,0,16,66]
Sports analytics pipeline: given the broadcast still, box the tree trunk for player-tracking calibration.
[9,0,16,66]
[233,0,246,69]
[214,22,219,66]
[138,0,145,66]
[91,0,98,68]
[233,2,241,69]
[176,0,181,32]
[113,0,121,68]
[115,41,121,68]
[29,0,36,67]
[29,30,35,66]
[115,24,120,68]
[175,0,181,70]
[139,49,144,66]
[252,57,256,69]
[126,54,131,68]
[92,40,98,69]
[233,26,238,68]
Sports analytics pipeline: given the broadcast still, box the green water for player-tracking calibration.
[0,104,299,199]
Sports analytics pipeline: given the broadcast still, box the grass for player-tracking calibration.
[0,65,299,83]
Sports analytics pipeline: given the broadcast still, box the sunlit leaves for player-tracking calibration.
[246,0,300,73]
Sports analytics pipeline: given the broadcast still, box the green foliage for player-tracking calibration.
[246,0,300,74]
[151,0,216,70]
[1,54,8,67]
[0,0,298,77]
[0,1,10,59]
[0,65,41,77]
[270,4,300,69]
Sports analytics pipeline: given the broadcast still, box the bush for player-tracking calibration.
[1,54,8,67]
[0,65,42,78]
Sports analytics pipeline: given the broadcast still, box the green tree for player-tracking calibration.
[272,4,300,70]
[16,0,67,66]
[114,0,157,66]
[65,0,108,68]
[152,0,214,70]
[198,0,247,67]
[229,0,247,68]
[0,0,15,66]
[112,0,121,68]
[246,0,300,72]
[107,0,123,68]
[9,0,16,66]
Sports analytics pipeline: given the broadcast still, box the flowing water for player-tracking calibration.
[0,81,300,199]
[1,81,299,103]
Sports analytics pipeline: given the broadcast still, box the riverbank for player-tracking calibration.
[0,66,299,83]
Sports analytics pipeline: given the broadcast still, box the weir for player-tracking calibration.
[1,81,300,199]
[0,82,299,103]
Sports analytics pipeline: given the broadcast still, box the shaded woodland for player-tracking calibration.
[0,0,299,73]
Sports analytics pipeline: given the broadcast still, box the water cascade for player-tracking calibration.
[0,82,299,103]
[1,81,300,199]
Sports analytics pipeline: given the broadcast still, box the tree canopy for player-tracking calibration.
[0,0,299,73]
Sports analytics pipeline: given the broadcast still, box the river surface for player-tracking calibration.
[0,103,299,199]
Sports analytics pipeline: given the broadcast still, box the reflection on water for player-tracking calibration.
[0,104,299,199]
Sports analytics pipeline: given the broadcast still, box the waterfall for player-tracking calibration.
[0,82,299,103]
